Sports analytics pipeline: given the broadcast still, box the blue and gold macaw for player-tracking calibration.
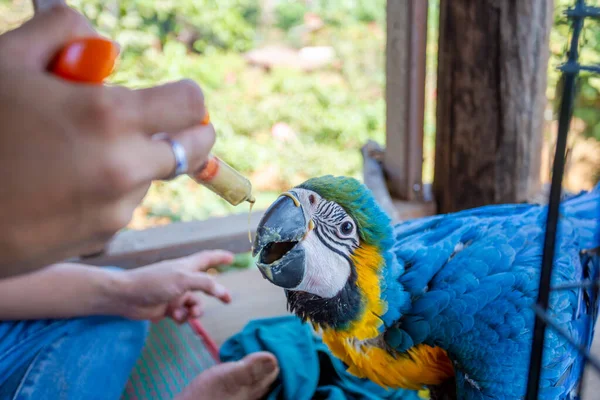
[252,176,600,399]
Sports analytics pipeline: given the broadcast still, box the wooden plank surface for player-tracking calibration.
[76,210,266,268]
[392,198,436,222]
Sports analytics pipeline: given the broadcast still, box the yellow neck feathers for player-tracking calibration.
[316,244,455,392]
[341,243,387,339]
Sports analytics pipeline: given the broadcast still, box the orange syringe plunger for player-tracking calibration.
[192,112,254,206]
[193,155,254,206]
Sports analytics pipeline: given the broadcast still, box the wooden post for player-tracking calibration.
[385,0,429,201]
[433,0,553,213]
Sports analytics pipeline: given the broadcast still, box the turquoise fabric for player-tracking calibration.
[220,316,422,400]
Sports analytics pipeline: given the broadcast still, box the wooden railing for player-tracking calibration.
[75,211,265,268]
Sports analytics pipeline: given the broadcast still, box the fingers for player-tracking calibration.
[100,80,215,181]
[143,123,216,181]
[110,80,208,136]
[1,5,97,68]
[183,250,235,272]
[184,273,231,304]
[169,293,203,323]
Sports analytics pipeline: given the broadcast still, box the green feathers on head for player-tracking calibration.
[297,175,393,251]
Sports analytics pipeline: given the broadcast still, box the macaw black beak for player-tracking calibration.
[253,193,307,289]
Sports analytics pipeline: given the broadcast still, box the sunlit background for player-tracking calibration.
[1,0,598,231]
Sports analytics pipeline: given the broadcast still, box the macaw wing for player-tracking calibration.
[382,186,600,398]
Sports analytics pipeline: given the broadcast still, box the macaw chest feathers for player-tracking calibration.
[320,328,455,392]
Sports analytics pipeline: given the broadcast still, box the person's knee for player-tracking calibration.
[76,315,150,351]
[127,319,150,355]
[110,316,150,350]
[107,315,149,345]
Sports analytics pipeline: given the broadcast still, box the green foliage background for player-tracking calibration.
[548,0,600,141]
[0,0,598,228]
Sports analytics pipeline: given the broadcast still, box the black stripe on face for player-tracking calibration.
[316,202,339,223]
[313,224,354,265]
[317,224,354,253]
[331,210,346,223]
[318,201,335,218]
[314,201,359,247]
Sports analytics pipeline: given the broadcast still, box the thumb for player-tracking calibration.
[3,4,98,69]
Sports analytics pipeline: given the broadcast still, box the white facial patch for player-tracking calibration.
[294,230,351,298]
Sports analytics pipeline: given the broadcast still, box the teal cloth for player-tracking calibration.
[220,316,422,400]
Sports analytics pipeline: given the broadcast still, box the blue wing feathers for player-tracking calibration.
[560,183,600,250]
[383,185,600,398]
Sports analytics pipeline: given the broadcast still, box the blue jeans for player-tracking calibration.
[0,316,149,400]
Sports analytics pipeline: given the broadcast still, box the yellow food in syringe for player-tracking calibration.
[192,154,255,206]
[191,112,255,207]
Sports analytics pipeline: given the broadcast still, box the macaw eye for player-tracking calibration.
[309,194,316,205]
[340,221,353,236]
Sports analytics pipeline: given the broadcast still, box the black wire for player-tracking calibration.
[525,0,586,398]
[552,279,600,291]
[531,305,600,375]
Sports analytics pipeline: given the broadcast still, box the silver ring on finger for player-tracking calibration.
[164,138,188,178]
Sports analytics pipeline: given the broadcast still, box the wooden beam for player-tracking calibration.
[433,0,553,213]
[363,140,437,222]
[385,0,429,201]
[362,140,400,221]
[392,197,437,222]
[74,211,266,269]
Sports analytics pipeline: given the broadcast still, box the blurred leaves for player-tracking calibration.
[69,0,260,54]
[548,0,600,140]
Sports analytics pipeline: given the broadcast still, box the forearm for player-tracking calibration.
[0,263,123,320]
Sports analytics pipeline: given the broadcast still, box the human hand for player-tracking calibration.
[0,5,216,277]
[108,250,234,323]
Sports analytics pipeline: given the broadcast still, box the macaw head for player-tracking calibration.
[253,175,409,334]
